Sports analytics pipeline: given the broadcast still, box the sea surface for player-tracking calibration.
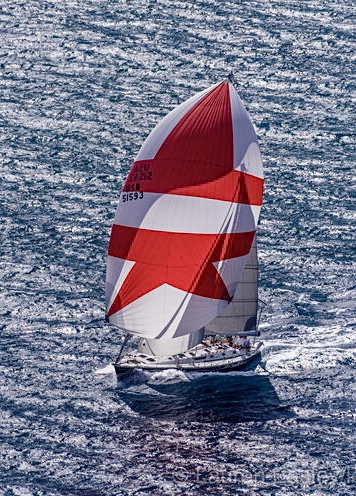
[0,0,355,495]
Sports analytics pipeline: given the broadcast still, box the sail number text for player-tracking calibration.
[122,162,153,202]
[129,162,153,182]
[122,191,144,202]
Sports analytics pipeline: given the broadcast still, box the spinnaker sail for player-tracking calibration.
[106,80,264,344]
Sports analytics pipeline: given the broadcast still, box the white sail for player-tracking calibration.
[138,329,205,357]
[204,235,258,336]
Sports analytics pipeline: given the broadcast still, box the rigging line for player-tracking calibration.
[115,333,132,364]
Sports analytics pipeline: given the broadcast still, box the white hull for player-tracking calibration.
[114,341,263,374]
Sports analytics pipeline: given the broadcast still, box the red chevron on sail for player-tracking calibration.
[107,225,255,317]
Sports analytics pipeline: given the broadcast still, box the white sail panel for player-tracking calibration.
[212,252,252,300]
[205,236,258,335]
[114,193,261,234]
[229,85,263,179]
[108,284,228,339]
[138,329,205,356]
[235,142,263,179]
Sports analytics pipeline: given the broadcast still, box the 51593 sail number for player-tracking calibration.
[122,191,144,202]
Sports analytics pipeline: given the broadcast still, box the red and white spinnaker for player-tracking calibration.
[106,81,264,339]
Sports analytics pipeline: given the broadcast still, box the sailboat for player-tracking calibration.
[106,76,264,374]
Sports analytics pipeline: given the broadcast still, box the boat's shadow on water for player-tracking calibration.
[116,369,291,423]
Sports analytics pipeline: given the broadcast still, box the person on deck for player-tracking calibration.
[237,336,251,349]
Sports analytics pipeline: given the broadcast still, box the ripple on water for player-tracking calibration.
[0,0,355,494]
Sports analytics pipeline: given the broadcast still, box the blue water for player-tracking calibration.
[1,0,355,494]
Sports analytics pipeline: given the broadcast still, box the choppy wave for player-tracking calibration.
[1,0,355,494]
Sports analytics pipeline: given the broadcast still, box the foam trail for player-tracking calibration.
[95,364,116,375]
[149,369,190,383]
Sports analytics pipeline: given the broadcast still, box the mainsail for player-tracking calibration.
[106,80,264,342]
[204,234,259,336]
